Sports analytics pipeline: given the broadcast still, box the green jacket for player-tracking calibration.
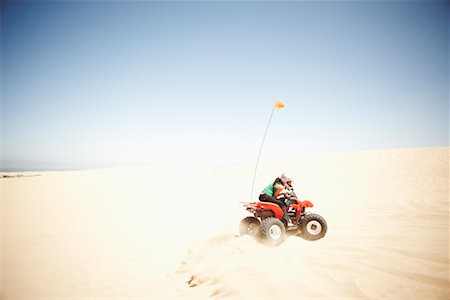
[261,182,283,196]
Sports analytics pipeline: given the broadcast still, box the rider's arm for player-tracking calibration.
[273,184,285,198]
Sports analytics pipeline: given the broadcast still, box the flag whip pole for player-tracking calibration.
[250,101,285,200]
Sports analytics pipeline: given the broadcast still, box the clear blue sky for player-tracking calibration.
[1,1,449,169]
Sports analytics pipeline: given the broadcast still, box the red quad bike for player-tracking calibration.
[239,196,327,246]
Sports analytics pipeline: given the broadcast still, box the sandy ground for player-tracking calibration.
[1,147,449,299]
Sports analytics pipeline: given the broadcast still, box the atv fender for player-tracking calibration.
[301,200,313,208]
[294,200,314,219]
[257,202,284,219]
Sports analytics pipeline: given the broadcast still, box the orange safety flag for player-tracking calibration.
[274,100,285,110]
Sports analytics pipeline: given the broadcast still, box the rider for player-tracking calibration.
[259,173,294,225]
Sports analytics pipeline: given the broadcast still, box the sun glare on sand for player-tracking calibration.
[1,147,449,299]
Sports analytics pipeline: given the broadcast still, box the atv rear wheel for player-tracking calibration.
[299,213,327,241]
[239,216,260,237]
[259,217,286,246]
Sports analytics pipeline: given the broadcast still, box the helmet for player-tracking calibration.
[280,173,293,184]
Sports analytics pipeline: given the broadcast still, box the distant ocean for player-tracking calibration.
[0,161,115,172]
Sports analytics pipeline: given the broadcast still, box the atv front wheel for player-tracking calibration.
[239,216,260,237]
[299,213,327,241]
[259,217,286,246]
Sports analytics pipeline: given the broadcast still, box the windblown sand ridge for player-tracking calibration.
[1,147,449,299]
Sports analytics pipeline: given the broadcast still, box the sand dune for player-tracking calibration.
[1,147,449,299]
